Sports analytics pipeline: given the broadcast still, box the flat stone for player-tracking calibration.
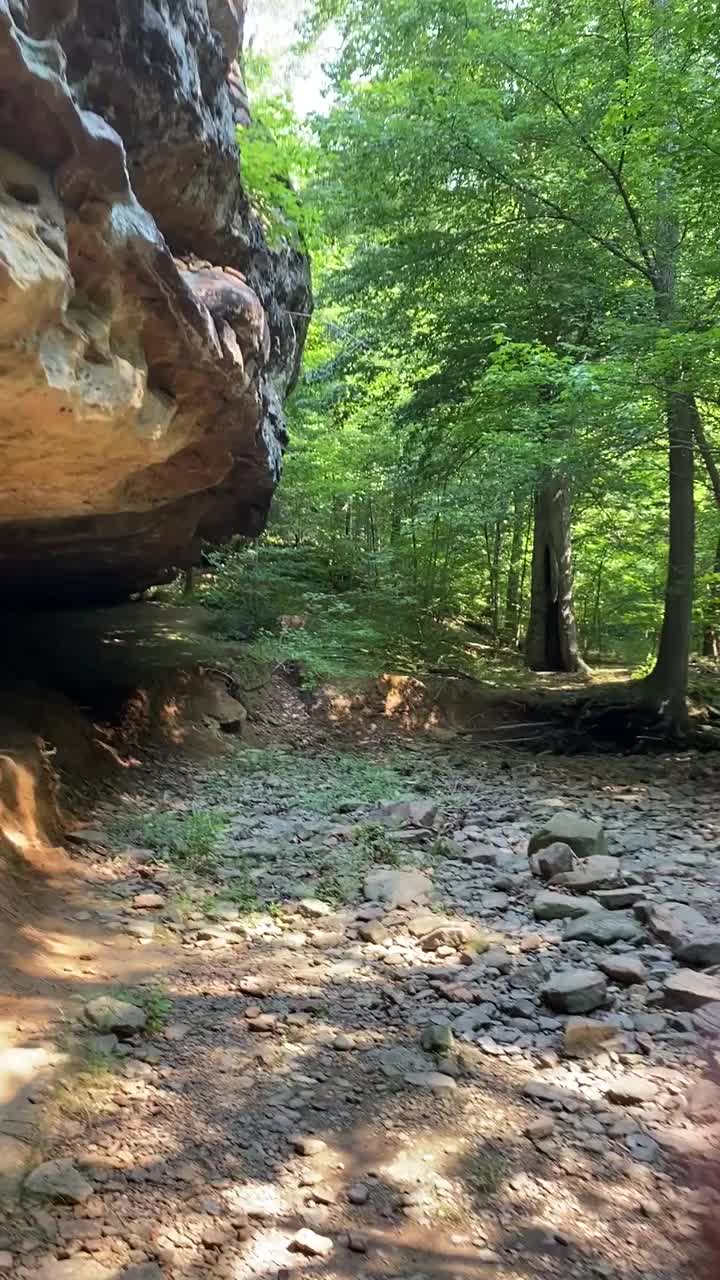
[126,920,155,939]
[533,891,603,921]
[564,913,643,944]
[420,920,488,951]
[364,868,431,908]
[663,969,720,1009]
[543,968,607,1014]
[593,887,646,910]
[35,1262,113,1280]
[525,1115,555,1140]
[0,1255,12,1273]
[297,898,333,918]
[562,1018,621,1058]
[25,1158,93,1204]
[552,855,621,892]
[674,927,720,968]
[84,996,146,1034]
[292,1135,327,1155]
[635,901,707,951]
[605,1075,658,1105]
[598,954,648,986]
[407,914,439,938]
[119,1267,163,1280]
[358,921,388,944]
[531,841,576,881]
[372,799,439,828]
[291,1228,334,1256]
[132,892,164,909]
[529,811,607,860]
[405,1071,457,1092]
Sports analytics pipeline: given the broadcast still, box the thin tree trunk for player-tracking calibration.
[693,410,720,657]
[504,496,525,644]
[525,477,588,673]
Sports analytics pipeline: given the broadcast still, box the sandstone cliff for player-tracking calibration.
[0,0,311,602]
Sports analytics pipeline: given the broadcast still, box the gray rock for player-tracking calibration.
[529,811,607,860]
[119,1266,163,1280]
[364,867,431,908]
[605,1075,658,1105]
[598,954,648,986]
[635,901,707,951]
[84,996,146,1034]
[623,1133,659,1163]
[347,1184,369,1205]
[593,887,646,910]
[543,968,607,1014]
[371,799,438,828]
[564,913,643,944]
[405,1070,457,1092]
[674,927,720,968]
[531,841,576,881]
[533,891,603,921]
[663,969,720,1009]
[25,1158,93,1204]
[552,855,621,892]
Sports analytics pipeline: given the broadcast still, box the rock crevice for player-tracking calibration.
[0,0,311,602]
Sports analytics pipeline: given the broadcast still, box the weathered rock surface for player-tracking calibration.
[84,995,146,1034]
[530,840,576,881]
[25,1158,92,1203]
[562,1017,621,1057]
[564,912,643,944]
[0,0,311,601]
[552,855,622,892]
[543,968,608,1014]
[364,867,431,908]
[529,811,607,860]
[663,969,720,1009]
[533,890,603,921]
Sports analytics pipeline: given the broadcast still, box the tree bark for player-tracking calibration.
[525,477,588,673]
[693,410,720,657]
[504,494,526,645]
[639,388,695,722]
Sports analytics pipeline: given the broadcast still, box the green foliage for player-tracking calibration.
[469,1151,507,1197]
[110,809,226,872]
[239,54,319,246]
[115,985,172,1034]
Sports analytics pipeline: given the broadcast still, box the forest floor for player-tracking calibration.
[2,671,720,1280]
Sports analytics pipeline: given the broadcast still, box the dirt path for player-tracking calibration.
[2,727,720,1280]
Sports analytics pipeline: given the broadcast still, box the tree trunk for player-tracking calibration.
[525,477,588,673]
[691,408,720,658]
[639,0,694,732]
[639,389,695,722]
[504,495,525,645]
[703,531,720,658]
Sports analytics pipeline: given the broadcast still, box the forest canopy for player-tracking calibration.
[226,0,720,738]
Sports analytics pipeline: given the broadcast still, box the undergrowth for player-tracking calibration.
[115,985,172,1034]
[108,809,226,871]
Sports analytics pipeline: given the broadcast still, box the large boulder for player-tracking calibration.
[529,812,607,860]
[0,0,311,602]
[364,868,431,908]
